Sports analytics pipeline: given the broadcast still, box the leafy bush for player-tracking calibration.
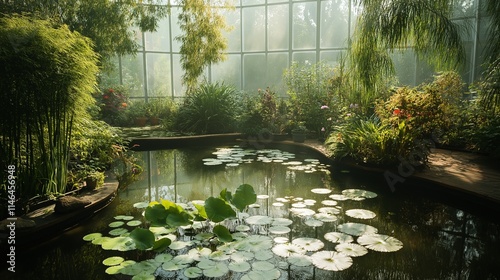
[284,61,341,135]
[326,116,428,165]
[95,87,130,126]
[239,87,287,135]
[173,82,239,134]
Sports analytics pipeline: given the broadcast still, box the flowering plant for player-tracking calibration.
[95,87,129,126]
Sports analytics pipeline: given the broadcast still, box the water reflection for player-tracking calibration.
[5,146,499,280]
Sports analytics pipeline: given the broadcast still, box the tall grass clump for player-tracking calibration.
[173,82,239,134]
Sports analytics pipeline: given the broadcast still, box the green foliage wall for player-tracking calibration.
[0,15,99,198]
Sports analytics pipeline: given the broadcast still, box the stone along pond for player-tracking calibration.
[6,144,500,279]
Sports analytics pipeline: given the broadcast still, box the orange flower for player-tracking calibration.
[121,102,127,107]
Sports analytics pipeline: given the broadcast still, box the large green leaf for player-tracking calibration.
[144,204,168,226]
[213,225,233,243]
[130,228,155,250]
[166,211,193,227]
[231,184,256,212]
[193,203,208,221]
[152,237,172,252]
[220,188,232,202]
[204,197,236,223]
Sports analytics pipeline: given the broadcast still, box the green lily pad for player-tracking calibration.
[109,221,125,228]
[311,251,353,271]
[335,243,368,257]
[103,256,124,266]
[109,228,128,236]
[82,232,102,241]
[184,267,203,278]
[357,234,403,252]
[126,220,142,227]
[228,261,251,272]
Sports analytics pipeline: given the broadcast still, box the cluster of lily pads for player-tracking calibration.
[202,146,330,173]
[83,152,403,279]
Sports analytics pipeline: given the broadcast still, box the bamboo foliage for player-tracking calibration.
[0,15,98,198]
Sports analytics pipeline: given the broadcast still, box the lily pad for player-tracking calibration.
[357,234,403,252]
[329,194,349,201]
[126,220,142,227]
[287,255,312,267]
[269,226,291,235]
[133,202,149,209]
[318,207,341,215]
[184,267,203,278]
[320,200,338,206]
[324,232,354,243]
[245,215,273,225]
[109,221,125,228]
[335,243,368,257]
[272,243,306,258]
[243,269,281,280]
[203,262,229,277]
[338,222,378,236]
[83,232,102,241]
[292,237,324,252]
[345,209,376,220]
[252,260,275,271]
[231,251,254,262]
[310,251,353,271]
[342,188,377,199]
[228,261,251,272]
[272,218,293,226]
[311,188,332,194]
[313,212,338,222]
[103,256,125,266]
[305,218,324,227]
[254,250,274,261]
[109,228,128,236]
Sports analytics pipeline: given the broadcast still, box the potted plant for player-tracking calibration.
[128,102,148,127]
[291,123,307,143]
[84,170,105,190]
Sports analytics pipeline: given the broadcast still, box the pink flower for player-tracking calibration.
[320,105,329,109]
[321,127,325,132]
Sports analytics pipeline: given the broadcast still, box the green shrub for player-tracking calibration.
[174,82,239,134]
[239,88,287,135]
[327,116,427,165]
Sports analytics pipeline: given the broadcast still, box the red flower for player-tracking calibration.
[108,88,115,93]
[393,108,401,115]
[103,95,109,99]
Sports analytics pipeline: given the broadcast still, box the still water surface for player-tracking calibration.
[5,144,500,279]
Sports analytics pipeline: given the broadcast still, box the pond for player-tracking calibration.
[4,143,500,280]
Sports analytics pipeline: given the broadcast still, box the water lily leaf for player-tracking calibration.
[272,218,293,226]
[338,222,378,236]
[313,213,338,222]
[101,236,136,251]
[203,262,229,277]
[311,188,332,194]
[252,260,275,271]
[133,202,149,209]
[318,207,341,215]
[305,219,324,227]
[188,247,212,261]
[311,251,353,271]
[145,204,168,226]
[131,271,155,280]
[357,234,403,252]
[109,221,124,228]
[184,267,203,278]
[154,253,173,263]
[214,224,233,242]
[342,189,377,199]
[103,256,124,266]
[83,232,102,241]
[244,268,281,280]
[169,240,193,250]
[245,215,273,225]
[172,254,195,265]
[109,228,128,236]
[152,236,171,252]
[166,210,192,227]
[231,184,257,211]
[269,226,291,235]
[204,197,236,223]
[329,194,349,201]
[345,209,376,220]
[235,224,251,232]
[335,243,368,257]
[231,251,254,262]
[193,203,208,220]
[130,228,155,250]
[272,243,306,258]
[228,261,251,272]
[162,260,188,271]
[324,232,354,243]
[220,188,232,202]
[287,255,312,267]
[254,250,273,261]
[292,237,324,252]
[209,250,230,261]
[320,200,338,206]
[126,220,142,227]
[290,208,315,217]
[197,259,217,269]
[236,235,273,252]
[105,265,123,275]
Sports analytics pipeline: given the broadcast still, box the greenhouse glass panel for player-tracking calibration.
[144,17,170,52]
[320,50,344,66]
[267,53,289,93]
[243,53,266,91]
[121,54,145,97]
[268,4,289,51]
[243,7,266,51]
[292,51,316,65]
[293,2,317,49]
[171,7,182,53]
[172,54,185,97]
[452,0,477,18]
[242,0,265,5]
[391,50,416,86]
[320,0,349,48]
[211,54,242,89]
[146,53,172,97]
[222,8,242,52]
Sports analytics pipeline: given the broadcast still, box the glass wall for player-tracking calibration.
[109,0,487,101]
